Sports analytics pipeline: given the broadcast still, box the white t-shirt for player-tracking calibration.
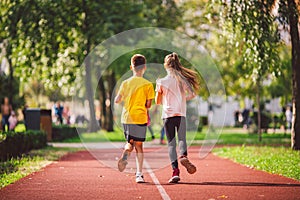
[156,73,188,119]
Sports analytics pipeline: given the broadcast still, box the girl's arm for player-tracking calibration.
[145,99,152,108]
[114,94,122,104]
[155,92,162,105]
[186,87,197,101]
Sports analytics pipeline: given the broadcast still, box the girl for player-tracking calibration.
[155,52,200,183]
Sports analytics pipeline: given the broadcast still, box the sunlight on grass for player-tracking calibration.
[59,126,291,146]
[214,146,300,181]
[0,147,79,188]
[14,124,26,132]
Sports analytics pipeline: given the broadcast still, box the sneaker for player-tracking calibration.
[180,156,196,174]
[160,140,166,145]
[136,174,145,183]
[117,150,129,172]
[168,168,180,183]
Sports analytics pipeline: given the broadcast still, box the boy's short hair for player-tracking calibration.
[131,54,146,70]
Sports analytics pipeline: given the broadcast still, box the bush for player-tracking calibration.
[0,130,47,161]
[52,125,79,142]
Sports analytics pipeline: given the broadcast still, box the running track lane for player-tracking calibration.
[0,147,300,200]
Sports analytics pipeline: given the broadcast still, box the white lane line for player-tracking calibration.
[144,160,171,200]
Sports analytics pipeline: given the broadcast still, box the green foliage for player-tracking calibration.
[59,127,291,146]
[266,46,292,103]
[0,74,24,109]
[214,146,300,180]
[0,130,47,161]
[51,125,79,142]
[224,0,280,80]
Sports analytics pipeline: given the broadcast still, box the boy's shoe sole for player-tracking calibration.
[168,176,180,183]
[118,159,128,172]
[180,157,197,174]
[118,150,129,172]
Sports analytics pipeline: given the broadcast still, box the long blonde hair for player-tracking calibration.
[164,52,200,93]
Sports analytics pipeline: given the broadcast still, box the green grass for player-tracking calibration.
[0,146,79,188]
[14,123,26,132]
[214,146,300,181]
[60,127,291,146]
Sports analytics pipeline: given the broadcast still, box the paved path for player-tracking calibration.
[1,146,299,200]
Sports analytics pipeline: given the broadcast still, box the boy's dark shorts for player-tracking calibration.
[122,123,147,142]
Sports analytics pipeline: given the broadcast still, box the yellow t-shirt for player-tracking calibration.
[118,76,154,124]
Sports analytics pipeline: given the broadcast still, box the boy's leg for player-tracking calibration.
[134,141,144,174]
[135,141,146,183]
[118,125,135,172]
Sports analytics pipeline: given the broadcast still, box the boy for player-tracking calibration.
[115,54,154,183]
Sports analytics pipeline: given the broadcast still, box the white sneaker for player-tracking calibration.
[135,174,145,183]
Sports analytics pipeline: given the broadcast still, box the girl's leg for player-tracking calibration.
[134,141,144,174]
[177,117,196,174]
[164,117,178,169]
[177,117,187,157]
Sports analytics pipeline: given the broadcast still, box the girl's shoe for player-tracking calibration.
[180,156,196,174]
[160,139,166,145]
[168,168,180,183]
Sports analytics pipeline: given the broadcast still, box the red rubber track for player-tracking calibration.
[0,146,299,200]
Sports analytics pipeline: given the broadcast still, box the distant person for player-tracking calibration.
[155,52,199,183]
[285,106,292,130]
[234,110,240,127]
[147,110,155,140]
[54,102,64,125]
[63,105,71,125]
[160,127,166,144]
[242,108,250,129]
[1,97,12,132]
[8,111,18,131]
[114,54,155,183]
[22,104,28,129]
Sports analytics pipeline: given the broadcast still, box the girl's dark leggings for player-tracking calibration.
[163,116,187,169]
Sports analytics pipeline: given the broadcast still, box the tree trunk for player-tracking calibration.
[98,76,106,130]
[84,51,99,132]
[105,70,115,132]
[82,0,98,132]
[6,43,14,105]
[288,0,300,150]
[256,80,262,141]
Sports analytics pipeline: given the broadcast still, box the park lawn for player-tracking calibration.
[213,146,300,181]
[0,146,79,188]
[61,127,291,146]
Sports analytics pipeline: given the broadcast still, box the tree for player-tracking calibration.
[221,0,281,141]
[286,0,300,150]
[1,0,80,106]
